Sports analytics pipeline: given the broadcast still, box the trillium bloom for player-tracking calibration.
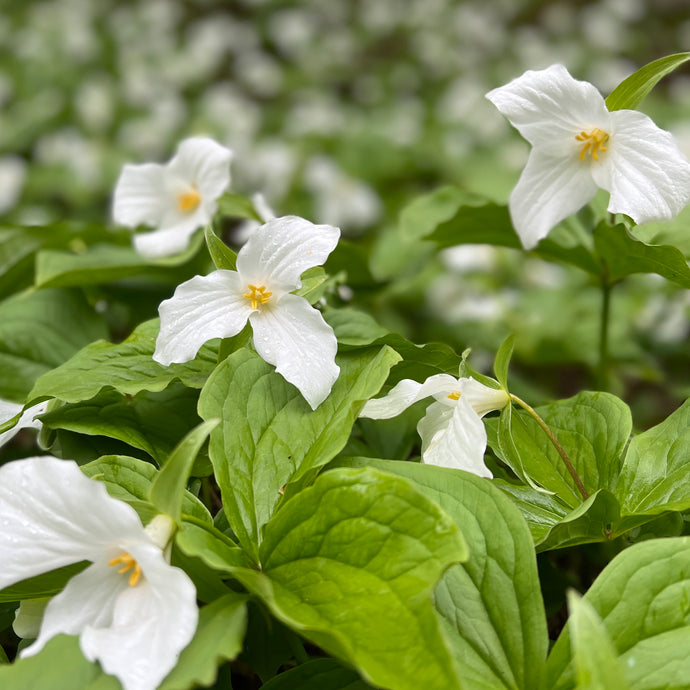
[486,64,690,248]
[0,399,48,448]
[154,215,340,409]
[0,456,198,690]
[113,137,233,259]
[361,374,509,477]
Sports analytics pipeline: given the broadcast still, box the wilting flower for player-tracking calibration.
[486,64,690,248]
[0,399,48,448]
[0,456,198,690]
[113,137,233,259]
[154,215,340,410]
[361,374,509,477]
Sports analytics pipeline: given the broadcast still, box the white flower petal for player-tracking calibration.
[113,163,168,229]
[132,221,204,260]
[360,374,460,419]
[22,558,129,657]
[167,137,233,202]
[154,270,253,365]
[459,378,510,417]
[236,216,340,291]
[79,545,198,690]
[0,457,145,589]
[13,598,49,640]
[250,294,339,409]
[595,110,690,223]
[0,399,48,448]
[486,64,609,151]
[420,398,492,478]
[509,148,598,248]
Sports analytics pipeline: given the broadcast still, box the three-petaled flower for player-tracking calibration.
[113,137,233,259]
[0,456,198,690]
[360,374,509,477]
[486,64,690,248]
[154,215,341,410]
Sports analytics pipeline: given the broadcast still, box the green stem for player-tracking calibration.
[510,394,589,500]
[597,281,612,391]
[287,633,309,664]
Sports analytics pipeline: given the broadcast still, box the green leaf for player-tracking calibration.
[616,398,690,517]
[217,192,262,220]
[0,288,107,400]
[493,334,515,390]
[35,233,204,288]
[593,222,690,287]
[261,659,373,689]
[38,384,202,464]
[197,346,401,559]
[0,635,119,689]
[81,455,211,524]
[160,592,248,690]
[335,458,547,690]
[204,227,237,270]
[0,563,87,603]
[605,52,690,111]
[490,393,632,509]
[28,319,217,405]
[566,591,630,690]
[175,520,253,572]
[149,419,218,523]
[230,467,468,690]
[546,537,690,690]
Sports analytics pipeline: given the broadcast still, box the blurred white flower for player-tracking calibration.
[233,193,276,246]
[0,399,48,448]
[486,64,690,248]
[0,456,197,690]
[113,137,233,259]
[0,156,27,215]
[361,374,509,477]
[154,216,340,409]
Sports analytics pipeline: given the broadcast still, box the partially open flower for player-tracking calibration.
[486,64,690,248]
[113,137,233,259]
[0,456,198,690]
[154,215,340,410]
[361,374,509,477]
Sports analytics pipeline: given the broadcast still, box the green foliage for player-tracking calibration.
[261,659,373,689]
[204,227,237,270]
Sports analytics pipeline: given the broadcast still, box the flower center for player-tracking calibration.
[177,187,201,213]
[109,552,143,587]
[575,128,609,162]
[243,284,272,310]
[447,391,461,400]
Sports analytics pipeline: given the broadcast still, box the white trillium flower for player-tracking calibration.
[361,374,510,477]
[0,399,48,448]
[0,456,198,690]
[154,215,340,410]
[486,64,690,249]
[113,136,233,259]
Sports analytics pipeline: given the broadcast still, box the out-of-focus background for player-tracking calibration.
[3,0,690,424]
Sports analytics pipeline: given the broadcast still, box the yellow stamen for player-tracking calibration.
[447,391,461,400]
[177,188,201,213]
[108,552,143,587]
[575,128,609,162]
[243,284,272,310]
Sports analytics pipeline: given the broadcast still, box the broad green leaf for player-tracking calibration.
[149,419,218,523]
[28,319,217,405]
[0,288,107,400]
[616,398,690,517]
[605,52,690,111]
[35,233,204,288]
[81,455,211,524]
[593,222,690,287]
[37,384,201,464]
[399,185,474,242]
[217,192,262,220]
[323,308,390,346]
[175,521,253,572]
[0,563,86,603]
[197,346,400,559]
[493,334,515,390]
[160,592,248,690]
[261,659,373,689]
[293,266,330,302]
[230,467,468,690]
[335,458,548,690]
[0,635,119,689]
[546,537,690,690]
[204,226,237,270]
[566,591,630,690]
[490,393,632,509]
[0,644,7,664]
